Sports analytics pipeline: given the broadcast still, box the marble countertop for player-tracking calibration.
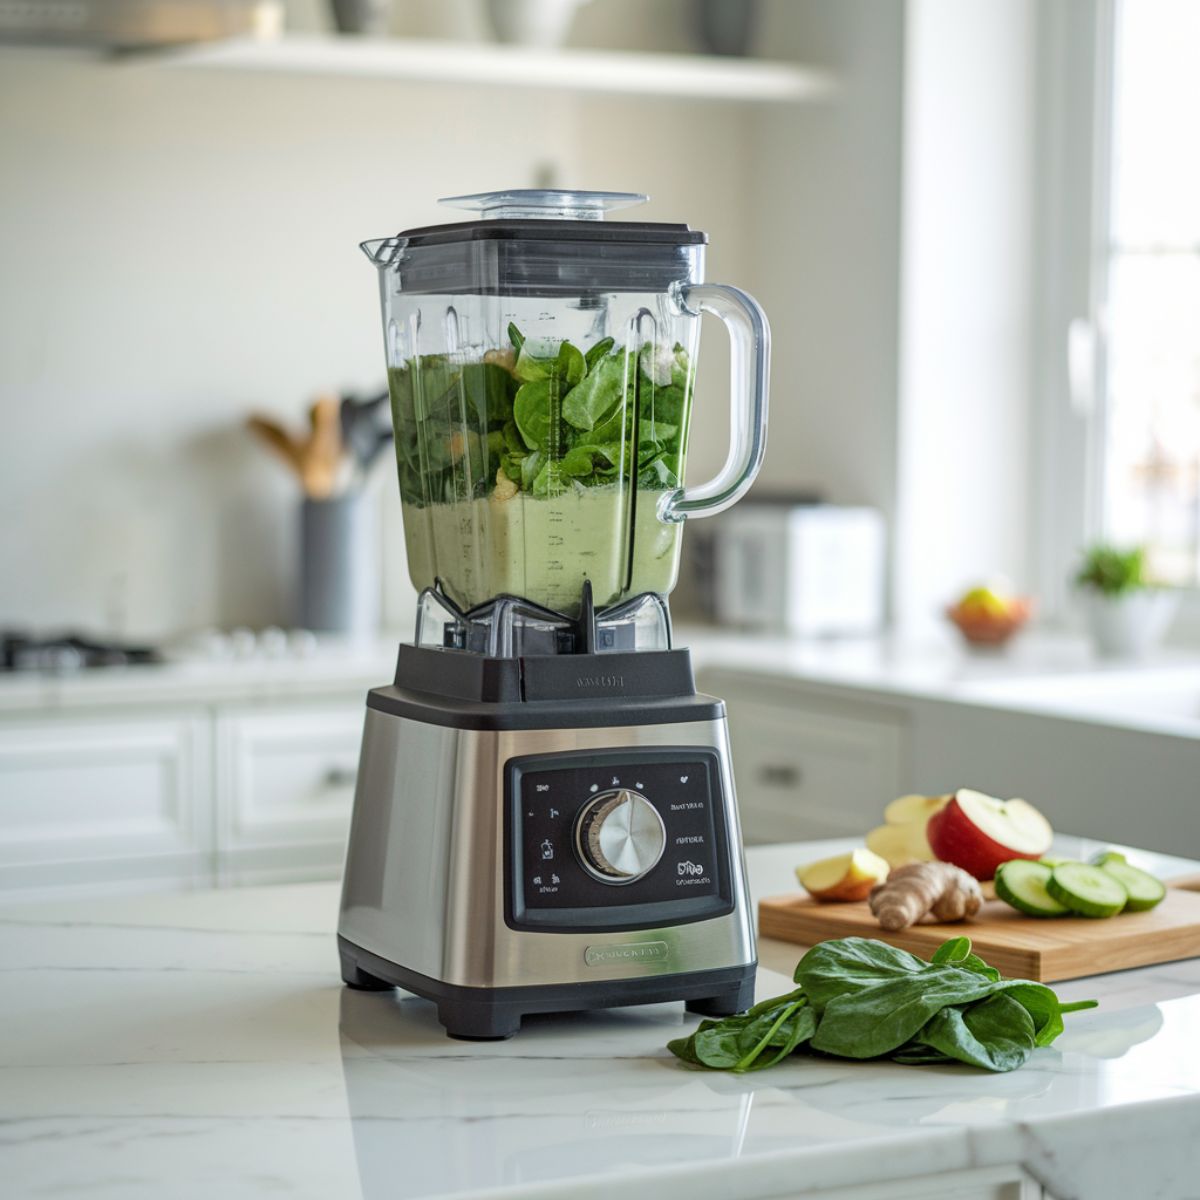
[0,637,398,711]
[3,837,1199,1200]
[4,626,1197,740]
[683,627,1200,740]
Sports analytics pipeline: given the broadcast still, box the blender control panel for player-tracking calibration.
[504,748,733,933]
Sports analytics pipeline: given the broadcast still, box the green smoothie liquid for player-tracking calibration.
[389,327,694,616]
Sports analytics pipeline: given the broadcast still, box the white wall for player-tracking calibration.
[0,3,755,638]
[750,0,906,526]
[0,0,1044,643]
[892,0,1039,633]
[0,54,549,635]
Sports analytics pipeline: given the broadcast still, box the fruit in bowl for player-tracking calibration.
[946,585,1032,647]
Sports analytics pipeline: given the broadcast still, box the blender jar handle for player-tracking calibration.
[659,282,771,523]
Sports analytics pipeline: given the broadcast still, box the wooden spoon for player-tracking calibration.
[246,414,304,481]
[298,394,344,499]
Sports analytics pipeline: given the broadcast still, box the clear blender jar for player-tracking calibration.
[362,189,769,620]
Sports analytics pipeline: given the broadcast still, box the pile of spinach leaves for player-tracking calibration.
[669,936,1097,1074]
[386,322,692,507]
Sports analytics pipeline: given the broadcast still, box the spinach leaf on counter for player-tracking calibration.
[667,936,1097,1075]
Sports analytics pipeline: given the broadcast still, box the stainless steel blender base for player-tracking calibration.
[337,706,757,1039]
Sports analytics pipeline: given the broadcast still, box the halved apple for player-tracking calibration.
[926,788,1053,880]
[797,847,890,902]
[865,821,935,867]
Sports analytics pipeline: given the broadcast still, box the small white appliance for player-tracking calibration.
[714,502,885,636]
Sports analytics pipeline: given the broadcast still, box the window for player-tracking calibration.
[1099,0,1200,586]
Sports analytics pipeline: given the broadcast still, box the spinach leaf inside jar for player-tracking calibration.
[387,325,694,505]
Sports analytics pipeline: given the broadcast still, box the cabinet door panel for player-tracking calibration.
[0,713,210,885]
[217,704,364,850]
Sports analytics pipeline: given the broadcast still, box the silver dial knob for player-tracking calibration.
[575,789,666,884]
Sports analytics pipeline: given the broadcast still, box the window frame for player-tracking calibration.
[1034,0,1200,639]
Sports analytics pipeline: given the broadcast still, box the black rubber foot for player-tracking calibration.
[340,951,394,992]
[684,977,756,1018]
[439,1000,521,1041]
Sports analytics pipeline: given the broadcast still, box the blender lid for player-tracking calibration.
[362,188,706,294]
[381,187,707,248]
[438,188,649,221]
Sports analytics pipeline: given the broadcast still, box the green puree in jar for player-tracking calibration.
[388,324,694,615]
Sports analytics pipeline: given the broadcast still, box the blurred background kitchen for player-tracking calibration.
[1,0,1197,900]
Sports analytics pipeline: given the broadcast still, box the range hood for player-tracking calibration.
[0,1,282,48]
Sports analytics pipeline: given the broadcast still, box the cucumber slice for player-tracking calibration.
[1090,849,1128,867]
[1039,855,1072,867]
[995,860,1070,917]
[1047,863,1128,918]
[1098,860,1167,912]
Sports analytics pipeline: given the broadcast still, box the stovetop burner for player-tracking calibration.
[1,632,162,673]
[415,581,673,659]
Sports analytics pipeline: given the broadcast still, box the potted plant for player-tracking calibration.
[1074,542,1179,658]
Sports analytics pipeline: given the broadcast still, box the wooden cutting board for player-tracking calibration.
[758,880,1200,982]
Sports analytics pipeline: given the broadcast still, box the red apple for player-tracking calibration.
[926,788,1053,880]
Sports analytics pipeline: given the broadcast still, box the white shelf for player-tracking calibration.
[148,34,834,104]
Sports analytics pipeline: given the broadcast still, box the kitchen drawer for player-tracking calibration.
[0,711,211,890]
[216,703,365,853]
[700,670,907,845]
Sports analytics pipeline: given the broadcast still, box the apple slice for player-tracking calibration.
[797,847,890,902]
[926,788,1053,880]
[865,820,936,868]
[883,792,950,826]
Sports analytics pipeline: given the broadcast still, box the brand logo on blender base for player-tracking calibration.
[584,941,669,967]
[575,673,624,691]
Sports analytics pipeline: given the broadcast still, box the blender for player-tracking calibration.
[337,189,770,1039]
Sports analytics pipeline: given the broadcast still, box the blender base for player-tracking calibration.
[338,934,756,1040]
[337,607,758,1041]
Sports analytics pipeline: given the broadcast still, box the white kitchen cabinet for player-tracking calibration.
[0,658,382,900]
[701,669,908,845]
[214,702,364,885]
[0,711,211,898]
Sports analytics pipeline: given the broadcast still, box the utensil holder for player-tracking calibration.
[299,493,379,636]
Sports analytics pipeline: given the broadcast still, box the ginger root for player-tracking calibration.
[869,862,983,931]
[492,466,518,501]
